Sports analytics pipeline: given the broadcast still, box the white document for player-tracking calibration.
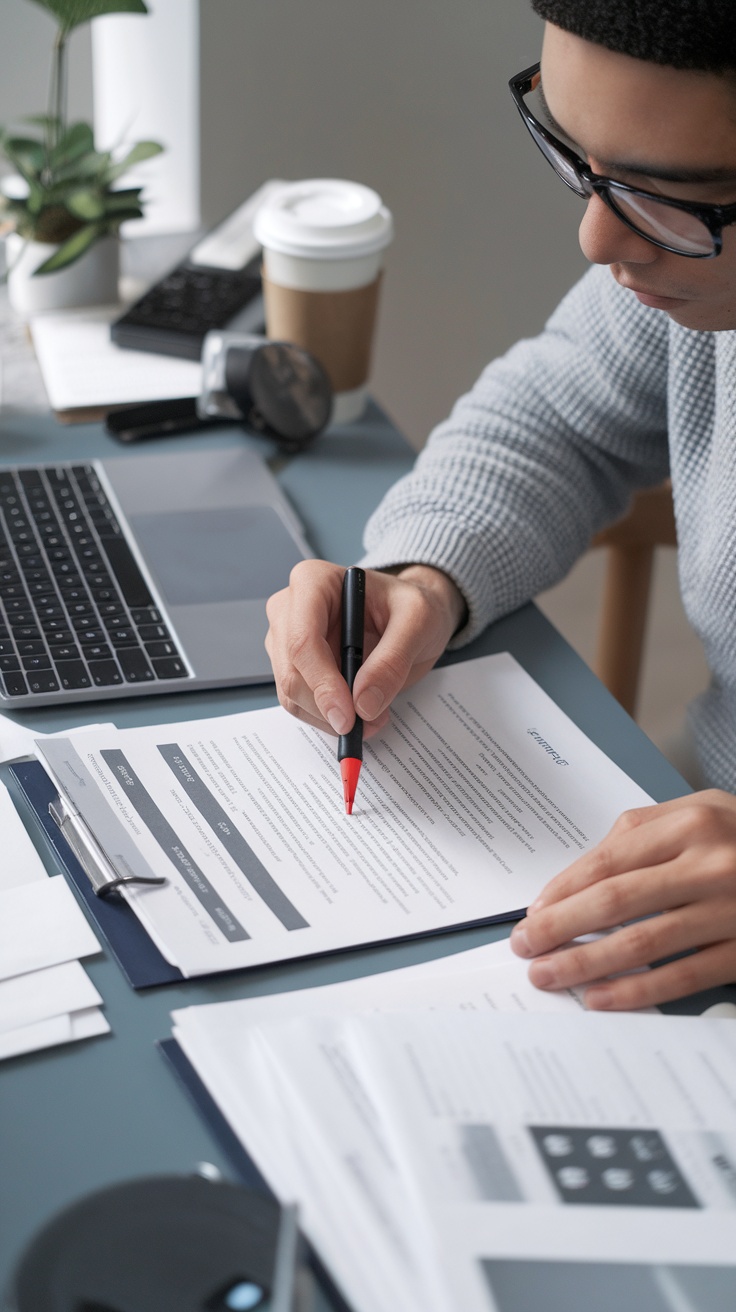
[30,307,202,412]
[0,714,115,768]
[37,654,653,977]
[172,940,627,1312]
[0,1005,109,1062]
[0,875,100,982]
[0,960,102,1033]
[248,1010,736,1312]
[0,779,48,890]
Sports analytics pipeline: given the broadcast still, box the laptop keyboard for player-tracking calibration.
[0,464,188,698]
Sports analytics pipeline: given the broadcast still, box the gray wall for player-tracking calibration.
[1,0,587,449]
[199,0,587,448]
[0,1,92,135]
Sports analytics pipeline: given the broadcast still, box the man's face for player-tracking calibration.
[540,24,736,330]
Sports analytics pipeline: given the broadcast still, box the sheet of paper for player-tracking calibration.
[0,779,48,890]
[0,715,115,766]
[0,875,100,981]
[0,960,102,1033]
[172,939,634,1312]
[30,307,202,411]
[338,1010,736,1310]
[0,1005,109,1061]
[37,653,653,977]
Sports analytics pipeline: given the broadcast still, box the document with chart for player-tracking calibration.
[229,1009,736,1312]
[35,653,653,977]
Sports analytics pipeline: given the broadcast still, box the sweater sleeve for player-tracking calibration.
[360,264,671,645]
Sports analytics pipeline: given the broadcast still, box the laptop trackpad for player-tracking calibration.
[128,506,305,605]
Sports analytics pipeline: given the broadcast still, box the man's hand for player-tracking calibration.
[510,790,736,1009]
[265,560,466,738]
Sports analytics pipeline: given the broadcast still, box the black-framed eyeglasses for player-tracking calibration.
[509,62,736,259]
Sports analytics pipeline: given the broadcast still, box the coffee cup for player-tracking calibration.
[253,179,393,424]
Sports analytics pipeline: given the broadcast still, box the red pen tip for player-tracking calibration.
[340,757,362,815]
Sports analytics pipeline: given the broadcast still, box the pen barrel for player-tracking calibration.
[338,645,363,762]
[341,566,365,650]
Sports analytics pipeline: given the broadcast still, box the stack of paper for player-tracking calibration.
[172,951,736,1312]
[0,781,107,1060]
[29,306,202,422]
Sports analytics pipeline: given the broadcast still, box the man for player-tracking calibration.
[265,0,736,1010]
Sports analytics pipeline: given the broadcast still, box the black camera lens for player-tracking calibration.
[224,341,332,453]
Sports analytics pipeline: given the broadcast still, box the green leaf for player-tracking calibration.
[49,121,94,168]
[22,114,61,130]
[34,222,101,273]
[105,139,163,181]
[1,136,45,174]
[100,186,142,208]
[53,150,111,183]
[28,0,148,34]
[66,187,105,219]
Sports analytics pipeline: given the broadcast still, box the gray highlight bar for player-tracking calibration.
[158,743,309,932]
[460,1125,524,1201]
[100,749,249,943]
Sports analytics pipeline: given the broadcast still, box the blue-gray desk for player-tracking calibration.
[0,403,720,1294]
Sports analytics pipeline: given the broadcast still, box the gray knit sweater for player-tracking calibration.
[361,263,736,792]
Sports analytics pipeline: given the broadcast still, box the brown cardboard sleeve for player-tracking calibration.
[262,273,382,393]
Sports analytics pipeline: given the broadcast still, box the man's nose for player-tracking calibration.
[578,191,659,266]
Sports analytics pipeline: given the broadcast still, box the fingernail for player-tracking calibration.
[356,686,385,720]
[511,924,530,956]
[326,707,350,734]
[529,958,557,988]
[528,896,545,913]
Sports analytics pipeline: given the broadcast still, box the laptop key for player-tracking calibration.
[55,660,92,690]
[88,658,124,686]
[0,640,15,656]
[82,642,112,661]
[27,671,59,694]
[2,671,27,696]
[22,654,52,672]
[50,644,80,661]
[152,657,187,679]
[17,640,46,656]
[77,629,107,646]
[109,629,139,648]
[131,607,162,625]
[117,648,154,682]
[145,640,176,658]
[0,656,20,672]
[138,623,170,641]
[88,659,123,686]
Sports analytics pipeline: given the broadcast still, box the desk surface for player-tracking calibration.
[0,401,725,1294]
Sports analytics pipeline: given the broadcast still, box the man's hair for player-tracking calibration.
[531,0,736,73]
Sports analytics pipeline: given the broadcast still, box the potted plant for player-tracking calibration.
[1,0,163,316]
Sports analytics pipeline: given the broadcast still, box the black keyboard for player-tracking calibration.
[0,464,189,700]
[110,257,264,361]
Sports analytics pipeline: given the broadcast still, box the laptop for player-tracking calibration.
[0,446,311,707]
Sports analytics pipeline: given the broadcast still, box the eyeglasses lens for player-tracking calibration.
[606,189,714,256]
[526,120,589,197]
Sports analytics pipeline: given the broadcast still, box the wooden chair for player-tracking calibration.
[591,481,677,718]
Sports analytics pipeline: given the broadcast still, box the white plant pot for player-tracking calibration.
[6,232,120,317]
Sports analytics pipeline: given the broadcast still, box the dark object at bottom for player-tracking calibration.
[8,1174,306,1312]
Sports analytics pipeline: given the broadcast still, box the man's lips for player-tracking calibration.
[615,277,688,308]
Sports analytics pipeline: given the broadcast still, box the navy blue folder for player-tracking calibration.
[8,758,184,989]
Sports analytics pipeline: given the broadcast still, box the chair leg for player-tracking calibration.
[594,544,655,718]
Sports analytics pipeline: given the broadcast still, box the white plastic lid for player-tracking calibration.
[253,178,393,260]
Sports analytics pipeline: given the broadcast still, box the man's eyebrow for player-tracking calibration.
[536,78,736,186]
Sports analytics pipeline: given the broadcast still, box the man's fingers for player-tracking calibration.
[530,800,728,911]
[353,586,452,720]
[266,563,354,733]
[526,895,736,986]
[584,940,736,1011]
